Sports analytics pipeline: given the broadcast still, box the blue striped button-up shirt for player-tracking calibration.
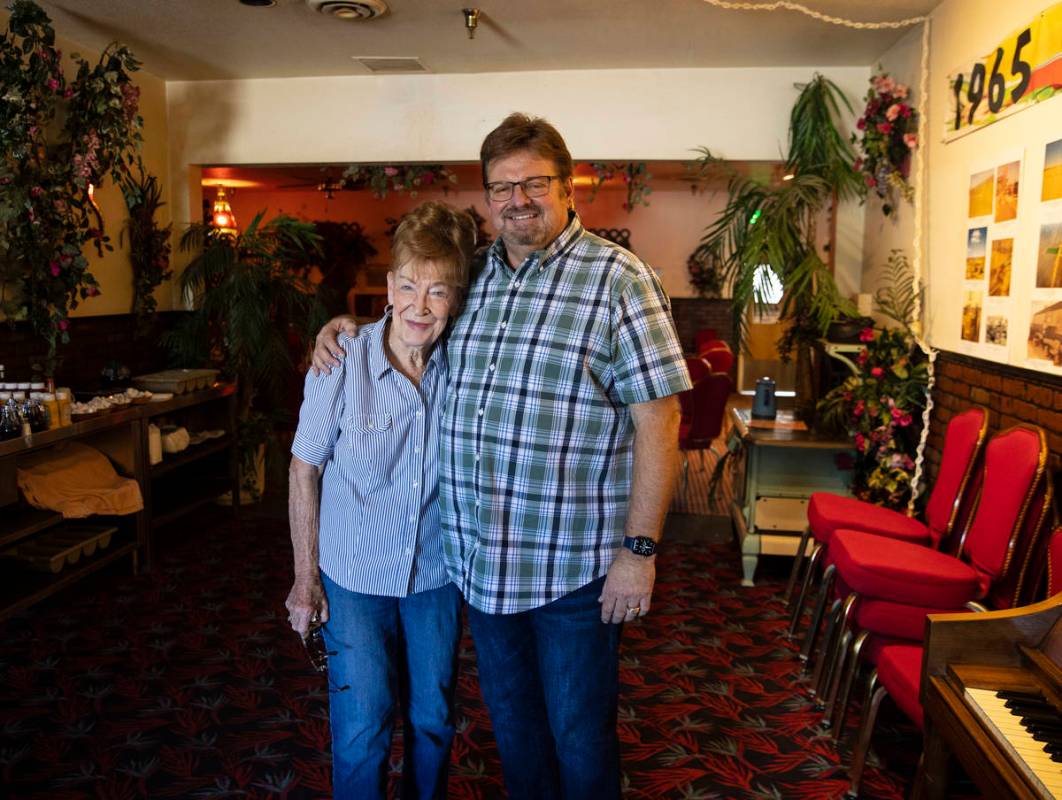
[291,315,450,596]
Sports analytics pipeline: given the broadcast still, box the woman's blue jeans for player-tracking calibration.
[467,576,622,800]
[320,572,462,800]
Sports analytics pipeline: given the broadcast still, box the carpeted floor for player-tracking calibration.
[0,504,921,799]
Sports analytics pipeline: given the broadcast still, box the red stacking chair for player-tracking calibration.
[846,525,1062,797]
[677,371,732,494]
[785,407,988,647]
[699,340,734,375]
[817,425,1053,739]
[685,356,712,385]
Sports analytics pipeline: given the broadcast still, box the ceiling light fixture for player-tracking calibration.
[306,0,389,20]
[239,0,277,7]
[462,8,480,39]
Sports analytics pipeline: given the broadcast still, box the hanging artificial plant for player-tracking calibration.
[853,70,919,216]
[587,162,652,211]
[341,164,457,198]
[121,160,172,336]
[0,0,143,364]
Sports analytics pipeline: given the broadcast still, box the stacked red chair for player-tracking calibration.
[785,407,988,657]
[819,425,1053,756]
[677,370,732,496]
[845,524,1062,797]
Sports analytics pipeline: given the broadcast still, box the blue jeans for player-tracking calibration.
[467,576,621,800]
[321,572,462,800]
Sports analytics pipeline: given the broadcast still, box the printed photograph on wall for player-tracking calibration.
[1043,138,1062,203]
[1028,300,1062,365]
[989,237,1014,296]
[1036,217,1062,288]
[969,168,994,217]
[961,289,982,342]
[995,160,1021,222]
[966,227,987,279]
[986,314,1008,346]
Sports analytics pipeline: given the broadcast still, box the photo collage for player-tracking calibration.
[1029,137,1062,369]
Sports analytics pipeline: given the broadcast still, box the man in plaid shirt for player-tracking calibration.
[314,114,690,798]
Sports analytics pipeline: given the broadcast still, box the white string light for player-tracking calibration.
[699,0,937,509]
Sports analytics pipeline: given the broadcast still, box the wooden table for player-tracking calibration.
[728,407,853,586]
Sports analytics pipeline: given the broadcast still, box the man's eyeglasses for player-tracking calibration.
[484,175,560,202]
[302,620,330,674]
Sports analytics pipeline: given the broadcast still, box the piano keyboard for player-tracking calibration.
[965,686,1062,799]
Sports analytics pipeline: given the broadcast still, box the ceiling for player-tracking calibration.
[34,0,942,81]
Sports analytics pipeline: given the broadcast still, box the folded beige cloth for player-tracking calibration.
[17,441,143,518]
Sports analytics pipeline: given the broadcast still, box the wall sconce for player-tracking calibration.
[211,185,238,237]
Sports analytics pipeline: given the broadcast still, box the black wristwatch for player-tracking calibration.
[623,536,657,557]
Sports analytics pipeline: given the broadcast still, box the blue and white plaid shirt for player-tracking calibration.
[440,214,691,614]
[292,315,450,597]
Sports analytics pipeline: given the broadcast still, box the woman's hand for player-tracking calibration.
[311,315,359,375]
[285,575,329,637]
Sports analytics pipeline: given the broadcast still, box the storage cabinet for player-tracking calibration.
[0,384,238,620]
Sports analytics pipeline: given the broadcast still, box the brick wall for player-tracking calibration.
[927,350,1061,497]
[0,313,183,389]
[670,297,735,352]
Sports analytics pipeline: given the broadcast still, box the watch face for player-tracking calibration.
[628,536,656,556]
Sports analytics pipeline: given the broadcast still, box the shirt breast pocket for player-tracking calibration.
[348,413,395,491]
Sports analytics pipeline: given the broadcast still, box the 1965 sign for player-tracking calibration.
[946,2,1062,142]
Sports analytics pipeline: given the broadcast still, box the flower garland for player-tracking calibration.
[853,71,919,217]
[120,160,172,336]
[341,164,457,198]
[818,326,929,508]
[587,162,652,212]
[686,241,724,298]
[0,0,142,363]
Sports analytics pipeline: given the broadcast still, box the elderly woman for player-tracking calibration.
[285,201,476,800]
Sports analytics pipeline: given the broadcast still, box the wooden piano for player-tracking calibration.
[917,593,1062,799]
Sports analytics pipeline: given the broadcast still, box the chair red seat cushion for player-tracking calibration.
[877,643,925,729]
[808,493,931,546]
[831,530,981,607]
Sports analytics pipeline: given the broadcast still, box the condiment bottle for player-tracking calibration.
[41,393,59,430]
[55,388,73,427]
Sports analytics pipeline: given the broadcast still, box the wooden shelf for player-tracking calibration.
[0,507,63,550]
[0,536,137,622]
[150,436,232,478]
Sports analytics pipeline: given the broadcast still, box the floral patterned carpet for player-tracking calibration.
[0,507,919,799]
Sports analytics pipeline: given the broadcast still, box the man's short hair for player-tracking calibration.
[391,201,477,289]
[480,113,574,185]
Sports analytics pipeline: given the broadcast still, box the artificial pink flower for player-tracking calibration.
[877,75,896,95]
[903,133,918,149]
[886,104,902,121]
[856,349,869,365]
[877,122,893,135]
[85,286,99,297]
[30,186,43,198]
[421,172,434,185]
[870,367,884,378]
[63,87,73,99]
[899,413,913,427]
[856,117,866,130]
[49,260,60,276]
[57,319,69,331]
[853,400,865,417]
[383,166,399,177]
[47,78,59,92]
[890,407,904,420]
[894,84,909,99]
[855,433,866,451]
[864,174,877,188]
[900,105,912,118]
[853,158,863,172]
[859,327,875,342]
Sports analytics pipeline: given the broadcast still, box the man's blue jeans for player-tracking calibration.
[320,572,462,800]
[467,576,622,800]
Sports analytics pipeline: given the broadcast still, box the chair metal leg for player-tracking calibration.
[788,542,823,637]
[806,596,841,691]
[798,561,834,661]
[681,453,690,497]
[813,592,857,702]
[822,626,853,727]
[847,671,886,798]
[830,630,869,737]
[784,525,814,605]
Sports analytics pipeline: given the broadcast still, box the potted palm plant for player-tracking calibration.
[692,74,864,421]
[165,212,329,501]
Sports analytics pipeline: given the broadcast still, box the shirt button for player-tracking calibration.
[500,320,507,328]
[409,514,416,523]
[405,547,412,555]
[416,410,423,417]
[412,480,419,488]
[489,363,495,372]
[474,453,480,462]
[414,446,421,454]
[478,408,484,416]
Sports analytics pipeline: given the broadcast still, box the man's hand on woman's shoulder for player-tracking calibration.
[312,315,359,375]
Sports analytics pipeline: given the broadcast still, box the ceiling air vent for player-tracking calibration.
[306,0,388,20]
[353,57,428,73]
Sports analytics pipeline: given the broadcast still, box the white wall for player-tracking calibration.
[166,66,869,300]
[920,0,1062,370]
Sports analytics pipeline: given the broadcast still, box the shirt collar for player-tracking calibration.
[487,211,584,277]
[368,309,449,380]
